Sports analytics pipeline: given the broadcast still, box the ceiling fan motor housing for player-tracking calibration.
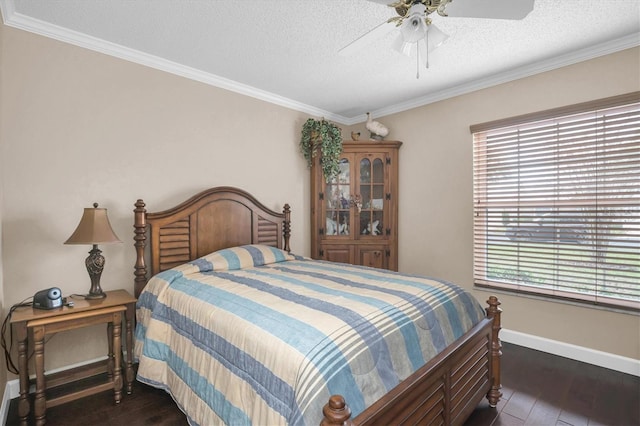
[395,0,449,17]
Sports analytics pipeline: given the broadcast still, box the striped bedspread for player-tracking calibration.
[134,245,485,426]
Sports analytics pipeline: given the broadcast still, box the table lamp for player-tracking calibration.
[64,203,122,299]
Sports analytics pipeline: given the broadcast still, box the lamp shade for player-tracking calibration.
[65,203,122,245]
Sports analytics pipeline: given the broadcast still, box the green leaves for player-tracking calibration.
[300,118,343,182]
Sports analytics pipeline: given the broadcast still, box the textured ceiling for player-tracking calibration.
[2,0,639,124]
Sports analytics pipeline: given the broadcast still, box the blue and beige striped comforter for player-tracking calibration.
[134,245,485,425]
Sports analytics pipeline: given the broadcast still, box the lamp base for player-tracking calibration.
[85,292,107,300]
[85,245,107,300]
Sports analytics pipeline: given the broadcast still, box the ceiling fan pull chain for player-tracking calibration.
[416,44,420,79]
[426,30,430,69]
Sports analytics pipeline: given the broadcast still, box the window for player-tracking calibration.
[471,93,640,311]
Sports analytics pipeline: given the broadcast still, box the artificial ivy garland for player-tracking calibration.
[300,118,343,182]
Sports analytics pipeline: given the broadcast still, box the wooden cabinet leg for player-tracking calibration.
[32,326,46,426]
[15,323,29,426]
[112,312,123,403]
[107,322,114,382]
[124,302,135,394]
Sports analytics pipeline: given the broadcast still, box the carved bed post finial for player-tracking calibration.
[486,296,503,407]
[283,203,291,253]
[134,199,148,298]
[321,395,353,426]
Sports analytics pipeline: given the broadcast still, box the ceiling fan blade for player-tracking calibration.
[444,0,534,20]
[339,20,397,56]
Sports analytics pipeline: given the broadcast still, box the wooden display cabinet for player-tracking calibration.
[310,140,401,270]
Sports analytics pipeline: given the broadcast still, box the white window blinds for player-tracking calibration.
[472,93,640,311]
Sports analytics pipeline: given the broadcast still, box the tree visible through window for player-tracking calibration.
[471,93,639,311]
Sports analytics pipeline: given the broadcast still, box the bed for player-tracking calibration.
[133,186,502,425]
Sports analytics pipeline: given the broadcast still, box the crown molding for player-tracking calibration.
[0,1,350,124]
[363,33,640,123]
[2,0,638,127]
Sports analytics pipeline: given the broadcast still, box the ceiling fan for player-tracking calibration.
[340,0,535,77]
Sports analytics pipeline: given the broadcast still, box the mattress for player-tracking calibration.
[134,245,485,425]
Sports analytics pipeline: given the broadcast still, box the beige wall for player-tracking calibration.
[1,21,638,378]
[0,25,313,372]
[0,17,7,400]
[348,47,640,360]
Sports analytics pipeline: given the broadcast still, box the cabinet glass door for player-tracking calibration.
[359,157,385,237]
[324,158,351,236]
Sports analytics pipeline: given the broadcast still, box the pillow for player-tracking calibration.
[190,244,295,273]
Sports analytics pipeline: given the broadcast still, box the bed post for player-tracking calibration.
[283,203,291,253]
[134,199,148,298]
[485,296,502,407]
[321,395,353,426]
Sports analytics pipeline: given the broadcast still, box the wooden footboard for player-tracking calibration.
[322,296,502,426]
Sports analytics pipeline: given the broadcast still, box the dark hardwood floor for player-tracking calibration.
[6,342,639,425]
[465,343,639,426]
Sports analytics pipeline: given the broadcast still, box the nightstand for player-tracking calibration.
[9,289,137,426]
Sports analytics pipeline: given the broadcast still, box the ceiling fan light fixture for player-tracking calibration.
[400,16,427,43]
[393,22,448,58]
[399,3,428,43]
[393,34,413,57]
[426,23,449,50]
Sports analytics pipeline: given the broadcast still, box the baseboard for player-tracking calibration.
[0,355,109,424]
[501,328,640,377]
[1,381,12,426]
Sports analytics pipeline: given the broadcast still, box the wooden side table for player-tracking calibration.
[10,289,137,426]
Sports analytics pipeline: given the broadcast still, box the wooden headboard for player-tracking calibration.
[133,186,291,298]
